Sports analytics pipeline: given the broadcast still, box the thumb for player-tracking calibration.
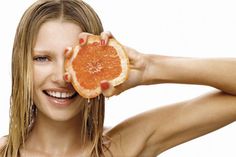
[100,81,116,97]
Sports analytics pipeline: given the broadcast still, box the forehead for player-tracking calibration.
[34,20,82,50]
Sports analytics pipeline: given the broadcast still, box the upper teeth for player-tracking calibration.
[47,91,75,99]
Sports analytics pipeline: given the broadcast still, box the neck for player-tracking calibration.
[24,111,89,156]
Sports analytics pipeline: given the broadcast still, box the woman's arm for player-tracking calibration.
[106,53,236,156]
[145,55,236,95]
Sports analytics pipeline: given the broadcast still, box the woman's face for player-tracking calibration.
[33,20,84,121]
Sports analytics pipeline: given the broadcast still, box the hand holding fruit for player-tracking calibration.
[64,32,146,98]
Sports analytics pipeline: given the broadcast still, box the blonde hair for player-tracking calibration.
[0,0,110,156]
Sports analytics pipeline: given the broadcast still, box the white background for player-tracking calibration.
[1,0,236,156]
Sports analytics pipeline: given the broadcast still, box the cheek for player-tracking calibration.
[33,65,52,108]
[33,65,52,89]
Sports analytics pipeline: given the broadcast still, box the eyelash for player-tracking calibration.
[33,56,50,62]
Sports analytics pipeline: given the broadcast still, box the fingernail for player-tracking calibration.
[100,82,109,90]
[79,38,84,44]
[64,73,70,82]
[101,39,105,46]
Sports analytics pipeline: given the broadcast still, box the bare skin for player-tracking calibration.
[1,21,236,157]
[99,47,236,156]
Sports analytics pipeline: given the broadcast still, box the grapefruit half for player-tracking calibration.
[64,35,129,98]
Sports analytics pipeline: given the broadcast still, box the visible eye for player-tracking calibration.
[33,56,50,62]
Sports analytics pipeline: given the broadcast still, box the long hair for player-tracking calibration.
[0,0,109,156]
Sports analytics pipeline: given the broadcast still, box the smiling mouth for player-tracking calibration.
[43,90,78,99]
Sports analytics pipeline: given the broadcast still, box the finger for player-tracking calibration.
[124,46,141,61]
[63,72,71,83]
[100,81,116,97]
[78,32,92,46]
[100,31,114,45]
[64,47,73,59]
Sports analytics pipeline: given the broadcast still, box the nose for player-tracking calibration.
[51,60,67,85]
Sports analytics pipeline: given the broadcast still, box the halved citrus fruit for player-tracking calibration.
[64,35,129,98]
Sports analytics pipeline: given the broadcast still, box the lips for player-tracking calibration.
[43,89,78,107]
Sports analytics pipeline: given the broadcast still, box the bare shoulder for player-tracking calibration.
[103,126,111,133]
[0,136,7,149]
[104,110,163,157]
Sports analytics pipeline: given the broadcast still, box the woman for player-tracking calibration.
[1,0,236,157]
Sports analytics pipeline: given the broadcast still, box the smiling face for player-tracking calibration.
[33,20,85,121]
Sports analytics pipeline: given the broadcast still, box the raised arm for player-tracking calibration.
[145,55,236,95]
[105,51,236,156]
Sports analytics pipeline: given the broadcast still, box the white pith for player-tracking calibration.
[46,90,76,99]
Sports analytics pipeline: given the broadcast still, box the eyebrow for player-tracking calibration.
[33,49,54,55]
